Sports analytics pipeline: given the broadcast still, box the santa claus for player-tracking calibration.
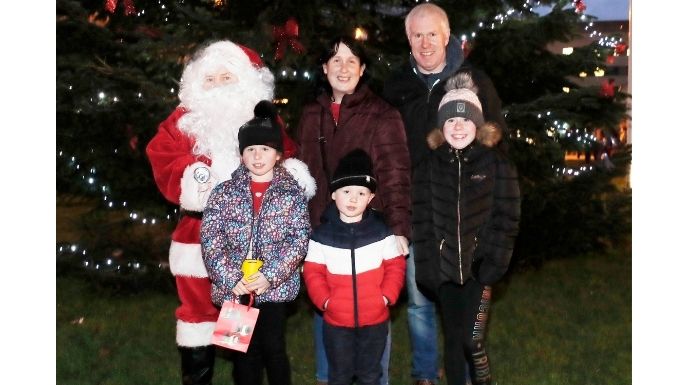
[146,40,315,385]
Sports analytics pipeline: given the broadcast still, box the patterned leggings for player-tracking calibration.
[438,280,493,385]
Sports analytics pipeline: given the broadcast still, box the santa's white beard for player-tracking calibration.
[178,79,271,178]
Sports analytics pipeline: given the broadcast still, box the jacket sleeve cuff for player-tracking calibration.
[283,158,317,199]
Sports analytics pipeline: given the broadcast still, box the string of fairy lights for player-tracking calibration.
[59,0,625,261]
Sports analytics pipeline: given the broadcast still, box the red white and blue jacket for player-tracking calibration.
[303,203,405,328]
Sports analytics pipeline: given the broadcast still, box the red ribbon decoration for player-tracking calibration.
[599,79,616,98]
[272,18,305,61]
[460,37,473,58]
[573,0,587,13]
[104,0,136,16]
[614,43,627,55]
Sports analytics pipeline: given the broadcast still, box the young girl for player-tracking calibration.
[412,73,521,385]
[201,100,310,385]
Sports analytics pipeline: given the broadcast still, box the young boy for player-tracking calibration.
[412,72,521,385]
[201,100,310,385]
[303,149,406,385]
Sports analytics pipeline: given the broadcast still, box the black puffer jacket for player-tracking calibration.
[412,141,520,297]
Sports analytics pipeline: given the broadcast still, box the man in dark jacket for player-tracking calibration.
[382,4,508,385]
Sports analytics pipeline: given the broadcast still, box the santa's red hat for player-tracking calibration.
[237,44,264,69]
[190,40,267,73]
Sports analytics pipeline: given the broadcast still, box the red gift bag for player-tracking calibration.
[211,294,259,353]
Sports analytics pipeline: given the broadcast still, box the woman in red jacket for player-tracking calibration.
[296,36,411,385]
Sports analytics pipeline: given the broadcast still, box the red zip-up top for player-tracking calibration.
[303,202,405,328]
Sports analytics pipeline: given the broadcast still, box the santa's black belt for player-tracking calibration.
[180,209,203,219]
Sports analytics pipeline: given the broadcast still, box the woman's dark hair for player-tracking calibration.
[319,36,370,67]
[316,36,371,95]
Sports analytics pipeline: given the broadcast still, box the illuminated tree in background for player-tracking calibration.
[57,0,630,275]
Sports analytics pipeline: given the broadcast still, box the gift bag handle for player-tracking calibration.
[246,293,254,311]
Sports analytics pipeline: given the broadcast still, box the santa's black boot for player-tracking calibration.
[180,345,216,385]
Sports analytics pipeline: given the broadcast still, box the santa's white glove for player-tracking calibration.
[180,162,219,212]
[283,158,316,199]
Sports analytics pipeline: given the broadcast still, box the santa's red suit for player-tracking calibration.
[146,41,314,385]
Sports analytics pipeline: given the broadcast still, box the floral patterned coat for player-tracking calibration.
[200,164,310,305]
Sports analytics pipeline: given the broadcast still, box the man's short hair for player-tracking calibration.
[404,3,450,36]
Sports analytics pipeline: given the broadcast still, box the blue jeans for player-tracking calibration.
[314,312,391,384]
[407,246,439,381]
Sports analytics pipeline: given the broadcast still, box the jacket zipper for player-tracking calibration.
[350,227,359,328]
[247,180,271,261]
[455,150,464,284]
[426,78,441,104]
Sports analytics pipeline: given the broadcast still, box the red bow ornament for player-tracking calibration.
[614,43,627,55]
[460,36,473,58]
[273,18,305,61]
[600,79,616,98]
[104,0,136,16]
[573,0,587,13]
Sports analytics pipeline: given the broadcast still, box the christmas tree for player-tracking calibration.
[57,0,630,276]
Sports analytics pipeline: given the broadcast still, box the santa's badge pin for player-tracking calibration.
[193,167,211,184]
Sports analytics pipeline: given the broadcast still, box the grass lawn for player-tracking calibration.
[57,248,631,385]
